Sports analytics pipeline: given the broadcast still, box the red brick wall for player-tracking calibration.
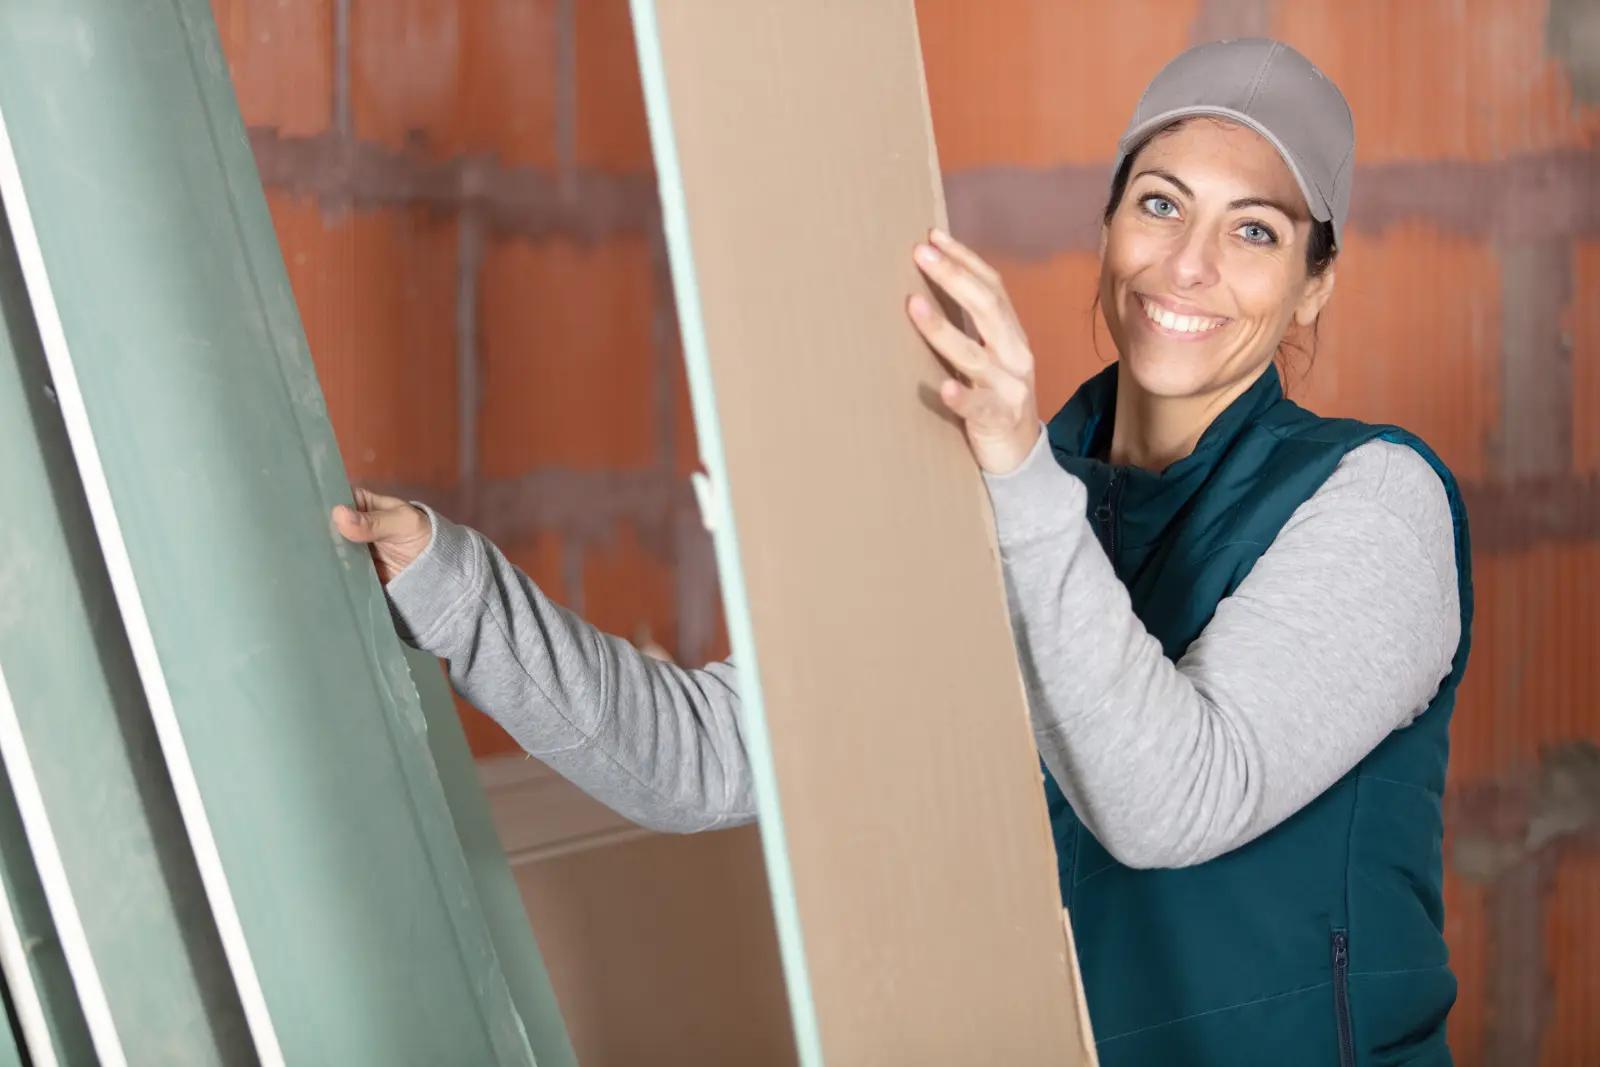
[216,2,1599,1063]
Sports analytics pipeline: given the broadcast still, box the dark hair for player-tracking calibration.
[1089,121,1338,386]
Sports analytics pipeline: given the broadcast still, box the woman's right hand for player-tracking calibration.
[332,489,433,585]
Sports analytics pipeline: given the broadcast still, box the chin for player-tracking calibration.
[1118,346,1229,401]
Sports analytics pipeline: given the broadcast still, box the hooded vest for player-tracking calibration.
[1045,363,1473,1067]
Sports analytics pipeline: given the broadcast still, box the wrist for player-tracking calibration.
[976,422,1046,476]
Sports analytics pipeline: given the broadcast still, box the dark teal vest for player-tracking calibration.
[1046,364,1472,1067]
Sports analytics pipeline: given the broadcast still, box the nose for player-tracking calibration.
[1167,224,1221,292]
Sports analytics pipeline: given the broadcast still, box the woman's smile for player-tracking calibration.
[1135,293,1231,339]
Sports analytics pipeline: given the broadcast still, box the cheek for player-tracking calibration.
[1100,229,1163,306]
[1226,258,1300,325]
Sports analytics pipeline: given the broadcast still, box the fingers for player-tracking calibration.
[938,379,976,421]
[334,489,425,545]
[913,236,1017,347]
[937,377,1016,426]
[332,503,382,544]
[354,487,407,512]
[928,227,1000,286]
[907,294,993,383]
[360,503,425,544]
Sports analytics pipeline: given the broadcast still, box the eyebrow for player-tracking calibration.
[1132,169,1303,219]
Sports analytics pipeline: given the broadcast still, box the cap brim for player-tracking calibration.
[1115,106,1333,230]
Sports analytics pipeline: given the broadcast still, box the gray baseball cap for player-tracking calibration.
[1112,38,1355,248]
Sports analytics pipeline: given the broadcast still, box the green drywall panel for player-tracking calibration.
[0,192,250,1064]
[0,741,95,1067]
[0,978,26,1067]
[0,2,552,1062]
[408,650,577,1067]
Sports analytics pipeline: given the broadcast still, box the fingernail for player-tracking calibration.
[915,244,939,265]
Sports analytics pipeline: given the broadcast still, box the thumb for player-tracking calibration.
[332,503,379,544]
[333,501,422,545]
[360,503,425,544]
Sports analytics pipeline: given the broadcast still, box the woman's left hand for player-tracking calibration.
[907,228,1042,476]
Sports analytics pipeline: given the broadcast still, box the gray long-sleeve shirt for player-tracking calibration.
[385,429,1459,868]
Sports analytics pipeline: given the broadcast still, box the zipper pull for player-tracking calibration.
[1094,472,1117,523]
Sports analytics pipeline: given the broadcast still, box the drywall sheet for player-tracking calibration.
[0,740,95,1067]
[0,2,562,1062]
[631,1,1094,1063]
[409,650,577,1067]
[0,975,25,1067]
[0,193,250,1064]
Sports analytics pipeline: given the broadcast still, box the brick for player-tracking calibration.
[1290,225,1501,482]
[1441,863,1488,1065]
[267,193,460,488]
[211,0,333,135]
[986,250,1114,420]
[350,0,559,166]
[477,236,658,475]
[1573,241,1600,476]
[1271,0,1600,162]
[917,0,1199,169]
[575,0,653,172]
[582,521,678,657]
[1451,542,1600,785]
[1544,849,1600,1067]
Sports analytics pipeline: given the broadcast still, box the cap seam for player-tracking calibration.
[1334,142,1354,186]
[1132,78,1156,130]
[1241,40,1281,110]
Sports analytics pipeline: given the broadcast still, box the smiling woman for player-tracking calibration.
[336,37,1471,1067]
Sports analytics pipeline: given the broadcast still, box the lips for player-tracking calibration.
[1137,295,1228,336]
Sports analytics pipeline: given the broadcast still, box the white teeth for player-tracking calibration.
[1141,298,1223,334]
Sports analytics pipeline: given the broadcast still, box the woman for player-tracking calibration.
[335,39,1470,1067]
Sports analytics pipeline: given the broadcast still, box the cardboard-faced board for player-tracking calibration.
[631,2,1097,1062]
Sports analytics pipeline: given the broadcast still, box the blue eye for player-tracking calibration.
[1239,222,1277,245]
[1141,195,1179,218]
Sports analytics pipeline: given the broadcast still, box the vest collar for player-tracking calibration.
[1047,361,1285,481]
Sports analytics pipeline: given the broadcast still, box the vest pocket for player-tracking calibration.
[1331,929,1355,1067]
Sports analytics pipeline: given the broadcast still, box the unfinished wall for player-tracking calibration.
[214,1,1597,1064]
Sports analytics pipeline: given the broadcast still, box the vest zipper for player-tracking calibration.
[1331,929,1355,1067]
[1093,470,1123,562]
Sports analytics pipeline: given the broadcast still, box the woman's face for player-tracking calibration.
[1098,118,1335,401]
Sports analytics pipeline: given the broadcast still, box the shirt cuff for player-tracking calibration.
[980,423,1088,550]
[384,502,481,653]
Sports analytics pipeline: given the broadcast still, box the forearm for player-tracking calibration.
[981,432,1457,868]
[386,507,757,833]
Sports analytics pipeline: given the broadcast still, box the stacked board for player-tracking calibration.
[0,2,572,1063]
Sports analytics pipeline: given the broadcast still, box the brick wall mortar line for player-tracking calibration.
[248,130,1598,251]
[1492,238,1575,482]
[456,206,486,519]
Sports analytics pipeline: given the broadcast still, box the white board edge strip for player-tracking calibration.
[0,102,285,1067]
[626,4,825,1064]
[0,663,117,1067]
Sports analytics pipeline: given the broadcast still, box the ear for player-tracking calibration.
[1293,266,1336,328]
